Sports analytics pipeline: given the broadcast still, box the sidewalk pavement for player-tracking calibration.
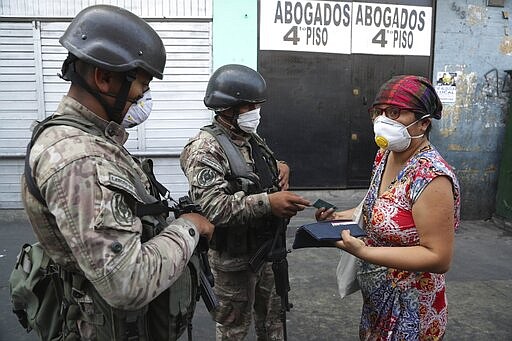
[1,189,511,340]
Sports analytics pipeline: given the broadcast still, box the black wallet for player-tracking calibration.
[292,220,366,249]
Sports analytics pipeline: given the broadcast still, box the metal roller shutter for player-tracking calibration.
[0,20,212,208]
[0,21,40,208]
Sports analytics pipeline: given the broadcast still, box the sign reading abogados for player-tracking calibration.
[260,1,432,56]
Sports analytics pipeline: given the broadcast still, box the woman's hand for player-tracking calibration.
[315,207,336,221]
[335,229,366,256]
[316,207,356,221]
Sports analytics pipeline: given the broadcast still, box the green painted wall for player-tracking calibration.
[495,98,512,221]
[212,0,258,71]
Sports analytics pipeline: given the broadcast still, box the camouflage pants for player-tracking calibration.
[211,261,284,341]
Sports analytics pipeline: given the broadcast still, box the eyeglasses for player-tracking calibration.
[368,106,423,120]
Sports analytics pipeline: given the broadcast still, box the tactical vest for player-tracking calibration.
[22,114,200,341]
[200,124,283,257]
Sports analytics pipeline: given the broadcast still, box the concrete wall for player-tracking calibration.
[432,0,511,219]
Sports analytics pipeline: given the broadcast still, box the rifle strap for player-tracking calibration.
[140,159,171,198]
[24,115,101,206]
[249,137,273,191]
[24,115,173,220]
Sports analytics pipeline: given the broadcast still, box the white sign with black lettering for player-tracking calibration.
[351,3,432,56]
[435,71,459,103]
[260,0,352,54]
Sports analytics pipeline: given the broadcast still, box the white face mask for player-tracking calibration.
[237,107,261,134]
[373,115,427,152]
[122,90,153,128]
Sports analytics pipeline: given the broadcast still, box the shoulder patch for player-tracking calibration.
[111,192,134,226]
[109,174,138,198]
[199,156,223,174]
[196,168,217,187]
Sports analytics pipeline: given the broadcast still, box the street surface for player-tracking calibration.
[1,190,511,340]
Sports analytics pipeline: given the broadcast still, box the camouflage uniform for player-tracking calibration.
[22,96,200,339]
[180,120,284,341]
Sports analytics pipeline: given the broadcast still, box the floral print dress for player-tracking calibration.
[358,145,460,340]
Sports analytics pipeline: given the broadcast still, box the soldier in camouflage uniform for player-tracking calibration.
[21,5,214,340]
[180,64,311,340]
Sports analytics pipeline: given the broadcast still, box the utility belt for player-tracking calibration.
[209,219,276,256]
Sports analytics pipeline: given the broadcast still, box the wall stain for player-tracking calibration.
[448,144,465,151]
[500,36,512,55]
[458,72,478,108]
[467,5,487,25]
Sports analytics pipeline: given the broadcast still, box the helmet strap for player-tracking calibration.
[108,71,136,123]
[217,113,237,131]
[218,108,244,133]
[60,55,136,124]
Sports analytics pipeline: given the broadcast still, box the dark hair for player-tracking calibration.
[414,111,432,137]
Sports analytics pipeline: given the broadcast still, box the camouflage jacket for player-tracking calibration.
[180,120,274,270]
[22,96,199,310]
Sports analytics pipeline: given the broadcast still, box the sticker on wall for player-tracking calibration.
[435,72,459,103]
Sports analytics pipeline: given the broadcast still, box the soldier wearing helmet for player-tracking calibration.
[21,5,213,340]
[180,64,310,340]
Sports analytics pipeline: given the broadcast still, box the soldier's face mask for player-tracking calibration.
[122,90,153,128]
[237,107,261,134]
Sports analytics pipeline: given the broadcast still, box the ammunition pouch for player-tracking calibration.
[248,239,273,273]
[46,265,149,341]
[59,245,201,341]
[148,255,200,340]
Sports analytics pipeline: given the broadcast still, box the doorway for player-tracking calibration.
[258,0,435,188]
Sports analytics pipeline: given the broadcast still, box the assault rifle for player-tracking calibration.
[139,159,218,312]
[249,216,292,341]
[169,196,219,313]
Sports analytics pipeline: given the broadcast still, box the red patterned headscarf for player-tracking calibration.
[372,75,443,119]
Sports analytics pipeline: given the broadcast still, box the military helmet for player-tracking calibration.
[59,5,166,79]
[204,64,267,111]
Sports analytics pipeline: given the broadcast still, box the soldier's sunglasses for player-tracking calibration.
[368,106,422,120]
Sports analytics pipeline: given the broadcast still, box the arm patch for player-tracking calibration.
[199,155,223,174]
[196,168,218,187]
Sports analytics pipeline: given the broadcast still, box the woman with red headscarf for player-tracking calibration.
[316,75,461,340]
